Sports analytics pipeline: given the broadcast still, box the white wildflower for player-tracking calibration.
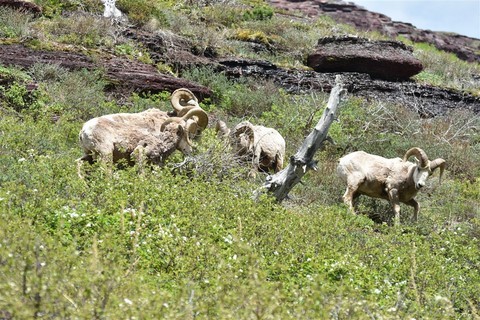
[224,234,233,244]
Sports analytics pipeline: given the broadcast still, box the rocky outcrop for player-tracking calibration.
[306,36,423,80]
[0,44,212,99]
[268,0,480,63]
[0,0,41,15]
[215,58,480,117]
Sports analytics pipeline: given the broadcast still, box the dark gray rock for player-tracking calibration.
[306,36,423,81]
[0,0,42,15]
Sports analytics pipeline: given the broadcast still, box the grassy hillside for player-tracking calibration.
[1,1,479,318]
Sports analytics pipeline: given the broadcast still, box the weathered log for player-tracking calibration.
[256,75,346,202]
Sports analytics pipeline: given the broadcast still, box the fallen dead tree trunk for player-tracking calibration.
[256,75,347,202]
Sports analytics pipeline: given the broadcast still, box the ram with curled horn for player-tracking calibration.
[337,147,446,225]
[216,120,286,176]
[76,89,208,177]
[133,107,209,168]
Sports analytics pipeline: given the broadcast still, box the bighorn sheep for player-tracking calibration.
[76,88,208,175]
[216,120,286,175]
[337,147,446,225]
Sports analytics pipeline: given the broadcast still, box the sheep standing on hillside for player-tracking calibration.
[216,120,286,176]
[76,89,208,176]
[337,147,446,225]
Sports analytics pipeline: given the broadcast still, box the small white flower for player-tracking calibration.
[124,298,133,305]
[373,288,381,294]
[224,234,233,244]
[18,158,26,162]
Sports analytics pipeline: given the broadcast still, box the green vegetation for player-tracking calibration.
[411,42,480,95]
[0,0,479,318]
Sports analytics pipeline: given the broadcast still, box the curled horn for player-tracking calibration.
[162,107,208,131]
[233,121,255,151]
[215,120,231,139]
[161,108,208,145]
[234,121,254,137]
[403,147,430,168]
[181,107,208,132]
[429,158,446,184]
[170,88,198,115]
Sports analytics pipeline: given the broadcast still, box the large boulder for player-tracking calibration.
[306,36,423,81]
[0,0,42,15]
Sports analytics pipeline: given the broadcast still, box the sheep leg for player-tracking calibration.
[405,198,420,222]
[76,157,86,180]
[97,152,114,176]
[342,186,357,214]
[342,173,363,214]
[132,145,147,175]
[387,188,401,226]
[76,154,95,179]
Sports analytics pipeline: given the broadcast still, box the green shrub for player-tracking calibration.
[32,13,118,48]
[27,65,110,120]
[116,0,169,26]
[242,5,274,21]
[411,41,480,94]
[182,66,281,117]
[0,7,32,39]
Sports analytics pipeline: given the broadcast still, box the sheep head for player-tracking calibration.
[170,88,199,116]
[232,121,255,156]
[161,107,208,147]
[403,147,446,189]
[160,120,192,155]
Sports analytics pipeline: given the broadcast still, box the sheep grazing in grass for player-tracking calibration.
[76,88,208,176]
[337,147,446,225]
[216,120,286,176]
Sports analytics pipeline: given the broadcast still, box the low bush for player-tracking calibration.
[0,7,32,39]
[411,42,480,94]
[31,12,119,48]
